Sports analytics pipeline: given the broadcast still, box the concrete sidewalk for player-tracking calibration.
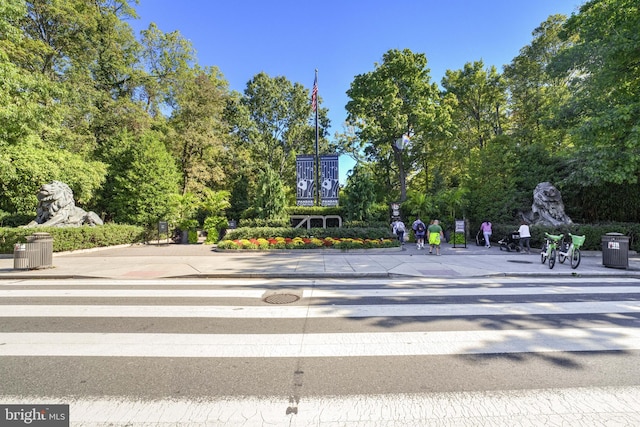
[1,242,639,280]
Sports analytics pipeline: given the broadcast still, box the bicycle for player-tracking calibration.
[557,233,586,269]
[540,232,563,269]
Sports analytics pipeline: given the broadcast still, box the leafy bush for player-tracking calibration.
[238,218,290,228]
[0,224,145,254]
[285,206,342,216]
[490,222,640,252]
[203,216,229,244]
[217,236,399,250]
[344,220,389,228]
[448,233,466,245]
[222,226,393,242]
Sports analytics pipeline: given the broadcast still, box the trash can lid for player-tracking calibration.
[605,232,625,236]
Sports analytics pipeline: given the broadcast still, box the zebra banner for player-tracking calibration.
[320,154,339,206]
[296,155,315,206]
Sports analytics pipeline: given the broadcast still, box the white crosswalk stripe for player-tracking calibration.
[2,327,640,357]
[1,284,639,298]
[2,300,640,319]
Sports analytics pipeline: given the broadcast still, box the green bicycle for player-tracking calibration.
[541,233,563,269]
[558,233,586,269]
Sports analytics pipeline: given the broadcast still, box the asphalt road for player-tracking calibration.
[1,276,640,426]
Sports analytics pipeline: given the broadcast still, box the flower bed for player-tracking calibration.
[217,236,399,250]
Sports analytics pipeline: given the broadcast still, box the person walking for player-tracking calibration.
[392,218,406,245]
[427,219,444,255]
[518,221,531,253]
[480,220,492,248]
[412,217,426,249]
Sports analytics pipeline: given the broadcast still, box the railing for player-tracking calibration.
[290,215,343,230]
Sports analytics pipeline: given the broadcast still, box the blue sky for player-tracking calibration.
[130,0,584,183]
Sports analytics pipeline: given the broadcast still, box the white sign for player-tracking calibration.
[455,220,465,233]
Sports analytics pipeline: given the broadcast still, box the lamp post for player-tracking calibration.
[394,134,410,202]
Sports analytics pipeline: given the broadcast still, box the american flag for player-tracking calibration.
[311,74,318,112]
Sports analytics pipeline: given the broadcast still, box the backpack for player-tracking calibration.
[416,223,425,232]
[396,222,405,232]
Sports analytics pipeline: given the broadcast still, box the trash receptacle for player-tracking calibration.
[13,243,29,270]
[26,232,53,269]
[601,232,629,269]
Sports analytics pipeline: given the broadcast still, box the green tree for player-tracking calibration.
[0,0,64,146]
[167,66,230,195]
[12,0,145,153]
[108,130,180,227]
[253,167,287,220]
[199,188,231,243]
[465,135,521,223]
[442,60,508,153]
[345,48,441,202]
[342,164,377,221]
[401,191,434,222]
[503,15,574,150]
[551,0,640,186]
[0,142,106,215]
[232,72,330,193]
[138,22,196,117]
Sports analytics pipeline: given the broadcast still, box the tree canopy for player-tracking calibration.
[2,0,639,229]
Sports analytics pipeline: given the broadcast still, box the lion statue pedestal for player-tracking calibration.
[24,181,103,227]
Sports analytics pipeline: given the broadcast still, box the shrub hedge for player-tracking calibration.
[222,226,394,242]
[0,224,145,254]
[2,221,636,254]
[489,222,639,252]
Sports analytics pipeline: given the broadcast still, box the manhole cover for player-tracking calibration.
[263,293,300,304]
[507,260,533,264]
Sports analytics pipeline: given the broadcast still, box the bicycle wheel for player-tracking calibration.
[558,252,566,263]
[571,248,581,269]
[549,248,556,269]
[541,244,548,264]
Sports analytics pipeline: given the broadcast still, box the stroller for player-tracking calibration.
[498,231,521,252]
[475,230,485,247]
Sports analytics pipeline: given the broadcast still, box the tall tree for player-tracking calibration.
[108,130,180,227]
[504,15,574,150]
[167,66,230,195]
[254,167,287,221]
[138,22,196,117]
[13,0,145,152]
[342,164,377,221]
[441,60,507,152]
[345,48,440,202]
[551,0,640,186]
[0,0,66,146]
[233,72,329,192]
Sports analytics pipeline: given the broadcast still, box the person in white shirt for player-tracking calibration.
[392,219,406,244]
[518,221,531,253]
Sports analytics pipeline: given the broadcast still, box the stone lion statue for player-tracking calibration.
[24,181,103,228]
[520,182,572,227]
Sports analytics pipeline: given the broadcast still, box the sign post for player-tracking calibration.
[391,203,400,219]
[453,219,466,248]
[158,221,169,245]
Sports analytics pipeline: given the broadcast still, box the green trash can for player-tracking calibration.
[601,232,629,269]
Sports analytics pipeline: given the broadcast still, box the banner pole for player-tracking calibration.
[314,69,319,206]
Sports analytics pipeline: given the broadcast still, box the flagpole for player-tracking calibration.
[314,69,320,206]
